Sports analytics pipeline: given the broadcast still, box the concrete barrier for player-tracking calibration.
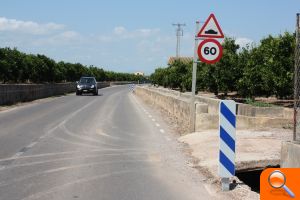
[237,104,294,118]
[135,86,293,133]
[281,141,300,167]
[0,83,76,105]
[0,82,110,105]
[97,82,110,89]
[135,86,191,132]
[110,81,137,85]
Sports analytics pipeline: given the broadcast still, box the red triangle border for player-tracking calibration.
[197,14,224,38]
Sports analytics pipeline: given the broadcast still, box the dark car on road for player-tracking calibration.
[76,77,98,96]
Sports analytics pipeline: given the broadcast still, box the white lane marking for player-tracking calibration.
[52,136,101,149]
[12,152,23,159]
[10,98,99,160]
[1,154,150,171]
[131,92,167,136]
[0,160,149,188]
[26,142,37,148]
[0,149,148,163]
[20,168,150,200]
[11,141,39,159]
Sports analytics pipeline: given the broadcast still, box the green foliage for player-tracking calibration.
[238,32,295,98]
[150,32,295,99]
[0,48,146,83]
[150,60,192,92]
[245,98,272,107]
[197,38,240,95]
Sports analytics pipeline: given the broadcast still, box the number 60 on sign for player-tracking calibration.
[197,39,223,64]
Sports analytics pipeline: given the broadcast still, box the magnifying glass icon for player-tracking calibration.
[268,170,295,198]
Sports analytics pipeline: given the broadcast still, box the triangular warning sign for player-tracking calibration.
[197,14,224,38]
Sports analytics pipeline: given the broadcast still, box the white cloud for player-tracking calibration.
[33,31,82,46]
[136,38,168,54]
[59,31,79,39]
[114,26,126,35]
[0,17,183,73]
[0,17,64,35]
[235,37,253,48]
[113,26,160,39]
[134,28,160,37]
[97,35,113,42]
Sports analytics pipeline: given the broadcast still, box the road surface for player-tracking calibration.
[0,85,214,200]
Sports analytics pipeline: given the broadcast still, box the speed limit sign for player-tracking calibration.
[197,39,223,64]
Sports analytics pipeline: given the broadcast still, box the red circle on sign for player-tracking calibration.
[197,39,223,64]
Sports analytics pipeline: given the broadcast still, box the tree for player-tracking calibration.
[237,32,295,98]
[151,33,295,99]
[0,47,143,84]
[197,37,240,95]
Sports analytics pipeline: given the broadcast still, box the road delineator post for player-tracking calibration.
[219,100,236,191]
[130,84,135,93]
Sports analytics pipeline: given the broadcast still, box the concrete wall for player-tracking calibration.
[110,81,137,85]
[281,141,300,167]
[0,82,110,105]
[97,82,111,89]
[135,86,293,133]
[237,104,293,118]
[135,86,191,132]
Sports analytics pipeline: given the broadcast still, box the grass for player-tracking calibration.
[245,98,273,107]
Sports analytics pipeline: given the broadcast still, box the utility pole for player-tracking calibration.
[172,23,186,58]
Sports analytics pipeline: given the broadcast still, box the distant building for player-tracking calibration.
[134,72,144,76]
[168,57,193,65]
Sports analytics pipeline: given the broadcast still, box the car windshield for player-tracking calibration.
[79,78,95,84]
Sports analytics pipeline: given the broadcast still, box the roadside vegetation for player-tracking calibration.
[150,32,295,100]
[0,48,146,83]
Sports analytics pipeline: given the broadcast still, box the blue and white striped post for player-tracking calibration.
[129,84,135,92]
[219,100,236,191]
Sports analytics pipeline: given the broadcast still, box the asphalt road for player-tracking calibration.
[0,85,213,200]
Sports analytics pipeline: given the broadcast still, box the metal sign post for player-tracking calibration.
[191,14,224,133]
[196,13,235,191]
[190,21,200,132]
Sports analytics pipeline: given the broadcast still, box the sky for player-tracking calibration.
[0,0,299,75]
